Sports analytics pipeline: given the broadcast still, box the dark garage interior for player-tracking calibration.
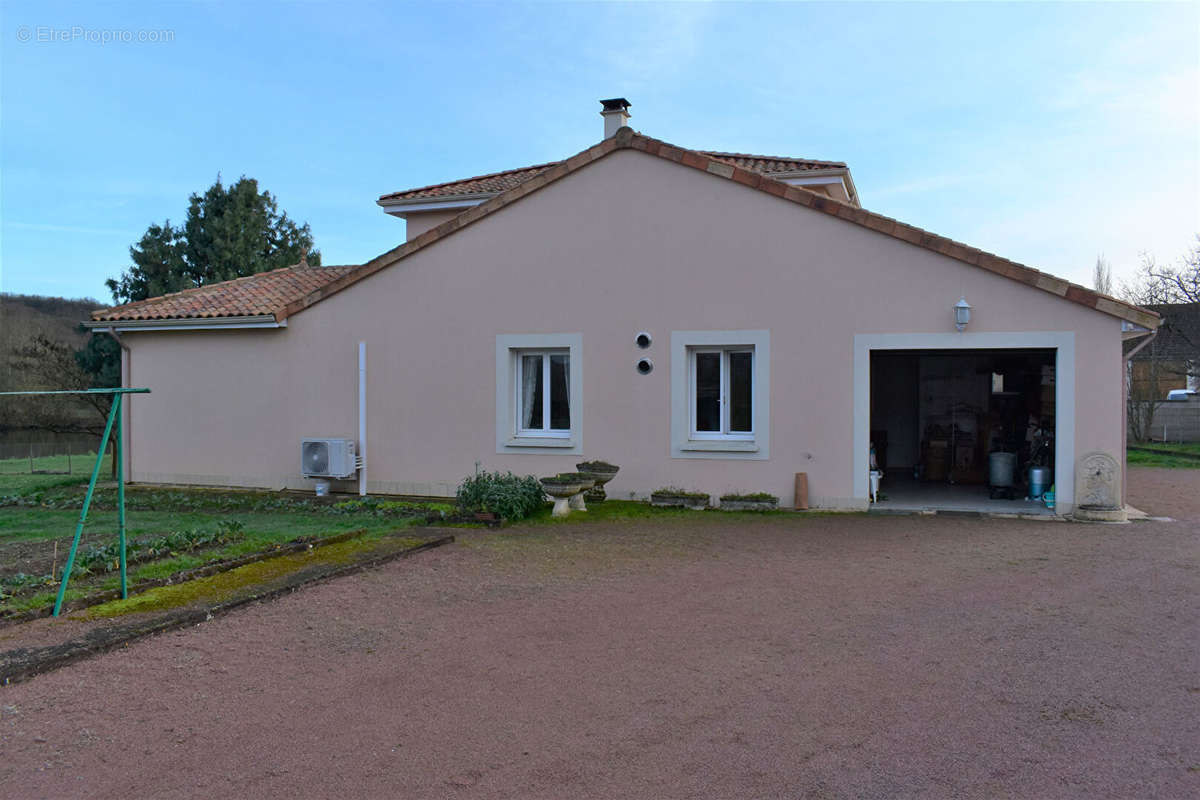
[869,349,1056,512]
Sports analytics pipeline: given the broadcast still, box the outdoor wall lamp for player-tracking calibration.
[954,297,972,331]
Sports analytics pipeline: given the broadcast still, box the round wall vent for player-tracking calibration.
[635,332,652,349]
[636,358,653,375]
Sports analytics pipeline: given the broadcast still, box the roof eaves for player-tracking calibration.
[83,314,285,331]
[376,191,498,209]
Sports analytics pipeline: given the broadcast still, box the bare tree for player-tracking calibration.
[1122,236,1200,305]
[1126,350,1165,443]
[1122,236,1200,441]
[1093,254,1112,296]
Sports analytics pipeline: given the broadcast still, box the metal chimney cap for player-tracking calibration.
[600,98,631,111]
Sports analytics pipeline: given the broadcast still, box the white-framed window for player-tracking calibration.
[690,348,754,440]
[496,333,582,453]
[515,349,571,436]
[671,330,769,460]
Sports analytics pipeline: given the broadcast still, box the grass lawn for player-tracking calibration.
[1130,441,1200,455]
[519,498,795,526]
[0,452,104,495]
[1127,446,1200,469]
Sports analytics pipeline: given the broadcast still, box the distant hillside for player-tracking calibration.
[1,292,108,431]
[0,293,105,390]
[1,292,103,345]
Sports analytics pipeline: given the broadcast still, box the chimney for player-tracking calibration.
[600,98,631,139]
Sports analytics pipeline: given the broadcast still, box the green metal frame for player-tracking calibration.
[0,388,150,615]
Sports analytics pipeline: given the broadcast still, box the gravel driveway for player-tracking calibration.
[2,468,1197,799]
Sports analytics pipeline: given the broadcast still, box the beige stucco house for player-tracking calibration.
[89,99,1159,516]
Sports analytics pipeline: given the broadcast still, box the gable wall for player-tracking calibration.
[404,209,461,240]
[125,150,1123,508]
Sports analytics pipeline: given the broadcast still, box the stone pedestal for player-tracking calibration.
[542,481,591,518]
[577,465,619,503]
[540,484,585,515]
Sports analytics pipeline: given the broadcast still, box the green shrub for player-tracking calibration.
[456,467,545,520]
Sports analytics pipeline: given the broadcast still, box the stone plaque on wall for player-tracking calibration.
[1074,451,1125,522]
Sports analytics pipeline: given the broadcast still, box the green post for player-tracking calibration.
[52,398,120,617]
[116,394,127,599]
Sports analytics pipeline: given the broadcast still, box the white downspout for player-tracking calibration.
[358,341,367,497]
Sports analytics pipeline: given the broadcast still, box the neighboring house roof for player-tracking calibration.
[91,265,358,322]
[378,151,846,203]
[1130,303,1200,362]
[93,128,1160,329]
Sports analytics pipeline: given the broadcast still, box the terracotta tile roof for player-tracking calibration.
[379,162,559,202]
[91,265,359,322]
[378,150,844,203]
[699,151,846,173]
[96,129,1160,330]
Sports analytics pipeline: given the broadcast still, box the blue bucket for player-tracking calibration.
[1029,466,1052,499]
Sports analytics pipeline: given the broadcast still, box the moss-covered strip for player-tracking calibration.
[85,534,429,618]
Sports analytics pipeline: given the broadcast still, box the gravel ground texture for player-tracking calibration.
[1,467,1197,799]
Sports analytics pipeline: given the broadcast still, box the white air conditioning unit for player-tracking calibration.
[301,438,358,479]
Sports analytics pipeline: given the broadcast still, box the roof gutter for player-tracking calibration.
[377,192,496,218]
[83,314,286,332]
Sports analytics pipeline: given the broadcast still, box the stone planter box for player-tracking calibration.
[650,492,710,510]
[719,498,778,512]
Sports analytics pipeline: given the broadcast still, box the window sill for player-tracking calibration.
[504,437,576,449]
[681,439,759,453]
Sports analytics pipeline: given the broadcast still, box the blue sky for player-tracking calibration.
[2,1,1197,303]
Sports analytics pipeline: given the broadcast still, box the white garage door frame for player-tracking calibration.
[853,332,1075,514]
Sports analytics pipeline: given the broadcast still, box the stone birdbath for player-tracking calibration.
[540,474,595,517]
[576,461,620,502]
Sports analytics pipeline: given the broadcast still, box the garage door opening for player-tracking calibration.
[869,348,1056,514]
